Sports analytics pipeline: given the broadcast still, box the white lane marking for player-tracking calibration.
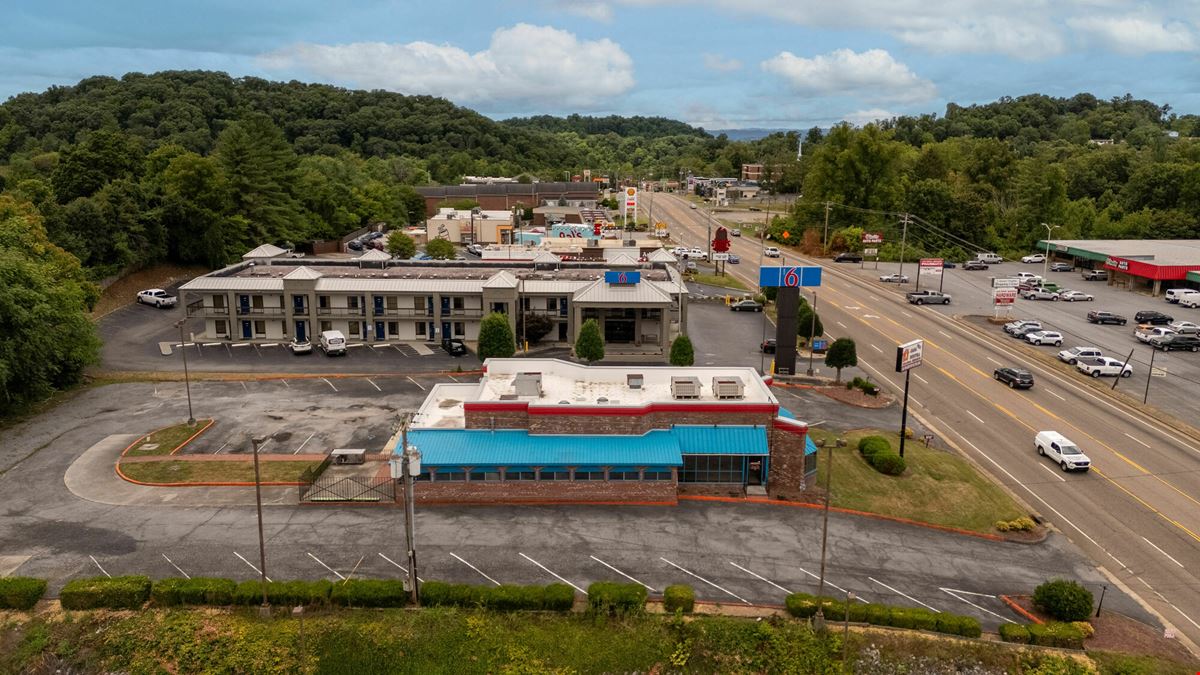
[729,562,792,595]
[836,321,848,329]
[520,552,584,593]
[868,295,878,301]
[870,344,884,353]
[280,379,289,388]
[860,362,900,391]
[660,557,749,604]
[162,553,190,579]
[241,381,249,392]
[377,552,424,583]
[966,410,985,424]
[1124,433,1151,449]
[901,311,913,317]
[366,378,382,392]
[869,577,939,612]
[940,588,1009,622]
[322,378,338,392]
[796,566,868,602]
[1168,603,1200,631]
[214,441,229,455]
[1141,537,1184,568]
[293,432,316,455]
[1047,390,1066,401]
[938,330,953,339]
[940,588,996,598]
[913,373,929,384]
[407,376,426,391]
[843,305,860,310]
[590,555,656,592]
[234,552,272,583]
[1039,464,1067,482]
[986,357,1003,366]
[448,376,460,383]
[90,555,111,578]
[450,552,500,586]
[307,552,346,580]
[256,437,273,452]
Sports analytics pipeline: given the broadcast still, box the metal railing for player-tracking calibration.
[372,307,433,317]
[440,308,484,318]
[235,306,286,316]
[316,307,366,317]
[186,300,231,317]
[298,456,334,502]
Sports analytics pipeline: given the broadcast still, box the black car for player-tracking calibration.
[1151,334,1200,352]
[1134,310,1174,325]
[833,252,863,263]
[1086,311,1127,325]
[760,339,776,354]
[441,338,468,356]
[993,367,1034,389]
[730,300,763,312]
[963,260,989,270]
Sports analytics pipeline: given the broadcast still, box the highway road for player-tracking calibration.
[654,192,1200,649]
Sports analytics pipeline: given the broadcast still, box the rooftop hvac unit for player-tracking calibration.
[499,393,519,401]
[671,376,702,400]
[626,373,644,390]
[513,372,543,397]
[712,376,745,400]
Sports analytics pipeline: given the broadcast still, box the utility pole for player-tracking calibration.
[814,441,834,632]
[175,319,195,426]
[898,213,910,281]
[251,435,270,615]
[822,202,831,252]
[1041,222,1061,280]
[1112,348,1135,391]
[400,415,420,605]
[706,206,714,262]
[759,199,772,375]
[1144,347,1156,404]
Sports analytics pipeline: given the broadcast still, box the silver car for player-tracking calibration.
[1021,288,1059,301]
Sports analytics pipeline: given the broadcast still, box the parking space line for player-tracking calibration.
[280,379,290,388]
[660,557,749,604]
[307,552,346,580]
[913,373,929,384]
[1141,537,1184,568]
[728,562,791,595]
[322,378,338,392]
[214,441,230,455]
[448,376,459,383]
[836,321,847,329]
[870,344,883,353]
[869,577,938,612]
[450,552,500,586]
[590,555,656,592]
[1124,433,1151,449]
[90,555,111,578]
[293,432,315,455]
[365,378,382,392]
[966,410,985,424]
[938,330,953,339]
[257,437,273,451]
[377,552,424,583]
[162,553,190,579]
[241,381,249,392]
[519,552,584,593]
[234,551,272,582]
[796,566,868,602]
[939,588,1008,621]
[407,376,426,391]
[1039,464,1067,482]
[1169,603,1200,631]
[986,357,1002,366]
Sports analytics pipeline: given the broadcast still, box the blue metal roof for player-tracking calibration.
[778,407,796,420]
[406,429,683,467]
[672,425,768,456]
[806,436,818,456]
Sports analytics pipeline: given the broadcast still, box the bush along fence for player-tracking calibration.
[785,593,982,638]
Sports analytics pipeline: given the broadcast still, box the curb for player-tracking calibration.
[119,419,214,458]
[1000,594,1043,624]
[112,460,307,488]
[90,369,485,383]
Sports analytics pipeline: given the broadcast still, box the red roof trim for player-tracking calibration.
[772,418,809,435]
[464,401,779,416]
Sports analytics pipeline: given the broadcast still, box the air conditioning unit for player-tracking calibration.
[712,376,745,400]
[670,376,702,400]
[513,372,543,397]
[626,374,644,390]
[499,393,519,401]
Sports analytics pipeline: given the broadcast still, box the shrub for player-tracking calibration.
[1071,620,1095,638]
[816,598,847,621]
[1000,622,1031,644]
[846,601,869,623]
[575,318,605,363]
[889,607,920,629]
[1028,621,1087,649]
[864,603,893,626]
[1033,579,1094,621]
[785,593,819,618]
[477,312,516,360]
[995,516,1037,532]
[542,583,576,612]
[910,608,938,631]
[587,582,646,616]
[669,335,695,367]
[419,582,572,611]
[857,436,890,459]
[60,576,151,610]
[151,577,236,606]
[870,451,907,476]
[232,580,332,607]
[663,584,694,613]
[330,579,408,608]
[932,612,980,637]
[0,577,46,610]
[957,616,982,638]
[419,582,483,608]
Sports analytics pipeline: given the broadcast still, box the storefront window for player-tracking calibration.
[679,455,748,483]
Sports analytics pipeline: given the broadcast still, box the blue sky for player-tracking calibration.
[4,1,1199,129]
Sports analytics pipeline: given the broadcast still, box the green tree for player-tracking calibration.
[158,152,231,267]
[575,318,605,363]
[386,231,416,259]
[517,312,554,344]
[669,335,695,366]
[476,312,515,361]
[425,238,455,260]
[215,113,300,248]
[824,338,857,382]
[796,304,823,346]
[51,129,144,203]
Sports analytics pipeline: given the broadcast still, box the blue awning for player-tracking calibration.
[406,429,683,467]
[672,425,769,456]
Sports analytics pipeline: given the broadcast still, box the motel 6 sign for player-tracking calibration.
[758,265,822,288]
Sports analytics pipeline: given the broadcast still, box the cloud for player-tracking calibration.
[892,16,1066,59]
[761,48,936,103]
[547,0,614,21]
[842,108,896,126]
[703,53,742,73]
[260,24,634,109]
[1067,15,1197,53]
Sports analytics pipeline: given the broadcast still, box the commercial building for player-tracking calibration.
[179,246,688,360]
[416,182,600,217]
[425,208,518,245]
[1038,239,1200,295]
[399,359,815,504]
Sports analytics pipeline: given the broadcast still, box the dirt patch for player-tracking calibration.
[90,264,209,319]
[813,385,895,409]
[1009,595,1195,664]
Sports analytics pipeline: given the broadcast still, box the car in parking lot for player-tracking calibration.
[441,338,468,356]
[683,248,707,260]
[1134,310,1173,325]
[1076,356,1133,378]
[685,261,698,272]
[288,338,312,355]
[1036,430,1090,472]
[1149,334,1200,352]
[670,246,689,256]
[764,246,781,257]
[730,299,763,312]
[1087,311,1127,325]
[136,289,177,308]
[1057,290,1093,302]
[1004,319,1041,335]
[1019,280,1060,293]
[1081,269,1108,281]
[975,252,1003,264]
[1012,272,1042,283]
[906,290,951,305]
[1021,287,1059,301]
[963,260,989,270]
[993,367,1034,389]
[1180,294,1200,309]
[1167,320,1200,334]
[1049,262,1073,272]
[465,243,484,255]
[1135,325,1175,343]
[942,261,957,268]
[1164,289,1198,304]
[1011,324,1044,339]
[833,251,863,263]
[760,338,776,354]
[879,273,909,283]
[730,228,741,237]
[1058,346,1102,365]
[1025,330,1063,346]
[1021,253,1046,263]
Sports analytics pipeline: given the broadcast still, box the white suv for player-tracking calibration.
[1057,346,1102,365]
[1035,431,1091,472]
[764,247,781,258]
[1025,330,1063,346]
[136,289,177,308]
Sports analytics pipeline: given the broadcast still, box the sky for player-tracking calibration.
[3,0,1200,130]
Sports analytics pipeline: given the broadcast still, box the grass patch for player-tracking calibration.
[689,273,748,291]
[809,428,1026,533]
[123,420,212,457]
[119,459,319,484]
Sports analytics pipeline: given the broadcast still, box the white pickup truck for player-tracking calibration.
[1134,325,1176,343]
[1075,357,1133,378]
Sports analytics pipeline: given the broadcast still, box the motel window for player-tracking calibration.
[453,296,465,310]
[454,322,465,337]
[348,296,360,309]
[609,468,641,481]
[388,321,399,337]
[416,322,426,336]
[349,322,360,336]
[386,296,399,310]
[574,467,605,481]
[546,297,557,311]
[804,452,817,475]
[253,320,266,336]
[468,469,500,481]
[215,320,228,336]
[679,455,747,484]
[413,297,425,310]
[540,467,570,481]
[320,321,332,332]
[318,295,329,309]
[504,468,536,481]
[492,302,507,314]
[438,469,466,482]
[643,469,674,481]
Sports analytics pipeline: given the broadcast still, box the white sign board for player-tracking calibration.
[863,248,878,256]
[1151,367,1168,378]
[918,258,943,277]
[895,339,924,373]
[992,277,1020,289]
[993,288,1017,305]
[711,253,730,262]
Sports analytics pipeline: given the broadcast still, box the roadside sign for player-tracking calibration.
[759,266,822,287]
[1151,367,1168,378]
[992,277,1020,289]
[895,339,924,372]
[918,258,943,277]
[863,248,878,256]
[811,338,829,352]
[993,288,1017,305]
[863,232,883,244]
[712,253,730,262]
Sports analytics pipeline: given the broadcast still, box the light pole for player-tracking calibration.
[1040,222,1061,279]
[251,435,270,616]
[397,414,421,605]
[175,318,195,426]
[806,291,818,376]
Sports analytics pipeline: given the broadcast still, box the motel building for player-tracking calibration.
[397,359,817,504]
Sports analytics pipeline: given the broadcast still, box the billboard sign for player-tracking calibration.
[863,248,878,257]
[604,271,640,284]
[895,339,924,373]
[919,258,944,276]
[624,186,638,207]
[863,232,883,244]
[711,253,730,262]
[992,288,1017,305]
[759,266,823,288]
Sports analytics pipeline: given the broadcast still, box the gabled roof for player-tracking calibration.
[646,248,676,262]
[572,277,672,304]
[242,244,288,259]
[532,251,561,264]
[482,270,519,289]
[607,252,640,266]
[357,248,391,261]
[283,266,323,280]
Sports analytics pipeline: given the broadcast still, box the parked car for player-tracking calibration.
[728,254,741,264]
[993,367,1034,389]
[1021,253,1046,263]
[1012,272,1042,283]
[906,290,951,305]
[1019,280,1060,293]
[879,273,909,283]
[670,246,689,256]
[1025,330,1064,346]
[684,248,708,260]
[942,261,957,268]
[976,252,1003,264]
[1012,324,1045,339]
[1086,311,1127,325]
[347,240,364,251]
[1036,431,1091,472]
[1021,287,1060,301]
[1135,325,1176,343]
[1081,269,1108,281]
[1058,290,1093,302]
[1180,293,1200,309]
[834,251,863,263]
[764,246,781,257]
[1164,289,1200,306]
[730,228,741,237]
[1058,346,1103,365]
[685,261,698,272]
[730,300,763,312]
[1135,310,1174,325]
[1076,356,1133,378]
[760,338,776,354]
[963,259,989,270]
[288,338,313,355]
[689,203,698,209]
[1004,319,1041,335]
[1149,334,1200,352]
[136,288,177,308]
[441,338,468,356]
[1049,262,1073,272]
[319,330,347,356]
[465,243,484,255]
[1164,289,1196,304]
[1167,320,1200,334]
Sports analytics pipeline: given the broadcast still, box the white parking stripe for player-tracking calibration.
[796,566,868,602]
[214,441,229,455]
[280,379,290,388]
[869,577,939,612]
[1039,464,1067,482]
[660,557,749,604]
[407,376,426,391]
[940,588,1009,621]
[1169,603,1200,631]
[293,432,315,455]
[448,376,460,383]
[1124,433,1151,449]
[377,552,424,583]
[913,373,929,384]
[870,344,884,353]
[590,555,656,592]
[307,552,346,580]
[234,551,272,582]
[90,555,111,578]
[728,562,791,595]
[966,410,985,424]
[938,330,953,339]
[986,357,1002,366]
[322,378,338,392]
[162,553,190,579]
[836,321,847,329]
[520,552,585,593]
[367,378,382,392]
[1142,537,1185,568]
[450,552,500,586]
[241,381,248,392]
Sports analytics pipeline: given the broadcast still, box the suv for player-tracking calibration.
[760,338,776,354]
[834,251,863,263]
[1087,311,1127,325]
[1058,346,1102,365]
[993,367,1034,389]
[763,246,781,258]
[1149,334,1200,352]
[1004,319,1041,335]
[136,289,177,308]
[1135,310,1173,325]
[1021,253,1046,264]
[1036,431,1091,472]
[1021,287,1059,301]
[441,338,468,356]
[1049,262,1073,272]
[1025,330,1063,346]
[1081,269,1108,281]
[963,259,989,270]
[906,290,951,305]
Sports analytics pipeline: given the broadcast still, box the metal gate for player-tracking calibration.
[301,474,394,503]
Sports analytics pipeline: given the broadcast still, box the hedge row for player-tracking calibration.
[785,593,981,638]
[148,577,410,608]
[1000,621,1089,649]
[0,577,47,610]
[60,576,152,610]
[587,582,647,616]
[857,436,907,476]
[663,584,694,613]
[233,580,334,607]
[151,577,237,606]
[420,582,575,611]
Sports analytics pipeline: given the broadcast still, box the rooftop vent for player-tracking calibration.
[712,376,745,400]
[596,397,608,404]
[626,374,644,390]
[499,393,519,401]
[513,372,543,397]
[671,376,702,400]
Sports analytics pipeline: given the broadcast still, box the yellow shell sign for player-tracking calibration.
[625,187,637,196]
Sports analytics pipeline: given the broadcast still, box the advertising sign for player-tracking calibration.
[992,288,1017,305]
[604,271,641,284]
[863,232,883,244]
[711,253,730,262]
[895,339,924,373]
[624,186,638,207]
[918,258,944,276]
[992,277,1020,289]
[863,248,878,257]
[1105,256,1129,271]
[759,266,823,288]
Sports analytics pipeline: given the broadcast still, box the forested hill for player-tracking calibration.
[500,114,707,138]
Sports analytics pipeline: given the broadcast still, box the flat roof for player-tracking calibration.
[1041,239,1200,266]
[225,263,672,282]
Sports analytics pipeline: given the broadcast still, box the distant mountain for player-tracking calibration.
[501,114,708,138]
[709,128,793,141]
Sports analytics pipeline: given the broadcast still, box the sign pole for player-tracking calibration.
[939,266,945,293]
[1143,348,1155,404]
[899,368,911,458]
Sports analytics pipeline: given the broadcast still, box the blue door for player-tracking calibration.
[239,295,250,315]
[373,295,384,316]
[241,320,252,339]
[293,295,305,313]
[441,322,451,339]
[441,296,451,315]
[295,321,306,342]
[426,296,434,316]
[375,321,385,340]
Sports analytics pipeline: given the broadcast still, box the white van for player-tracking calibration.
[1170,289,1200,308]
[1035,431,1091,472]
[1165,289,1194,303]
[319,330,347,356]
[976,252,1003,264]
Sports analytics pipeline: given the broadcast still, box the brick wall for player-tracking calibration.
[413,479,677,504]
[464,408,530,430]
[767,426,810,500]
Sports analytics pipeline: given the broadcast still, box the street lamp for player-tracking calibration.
[1040,222,1061,279]
[395,414,421,605]
[175,318,195,426]
[251,435,270,616]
